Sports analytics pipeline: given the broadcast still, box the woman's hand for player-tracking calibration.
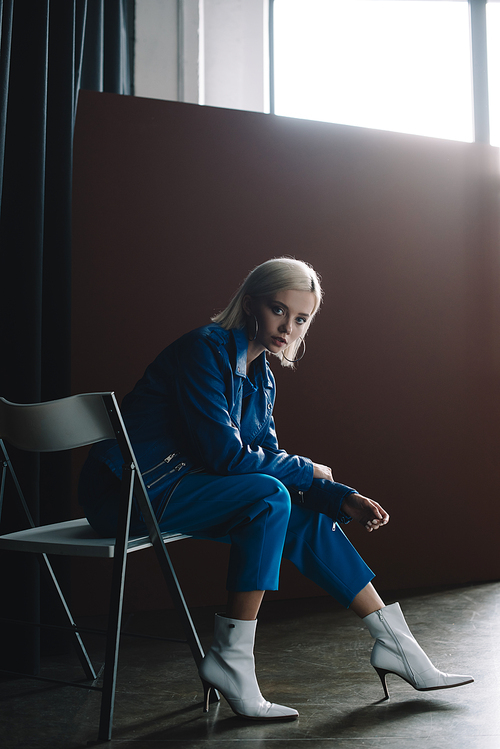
[312,463,333,482]
[341,492,389,532]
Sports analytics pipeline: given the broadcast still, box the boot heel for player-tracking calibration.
[202,680,213,713]
[374,666,390,700]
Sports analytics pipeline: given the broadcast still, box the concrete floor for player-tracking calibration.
[0,581,498,749]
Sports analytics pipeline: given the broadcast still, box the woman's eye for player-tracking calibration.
[272,306,284,315]
[296,317,306,325]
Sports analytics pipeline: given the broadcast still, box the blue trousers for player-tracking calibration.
[79,460,374,608]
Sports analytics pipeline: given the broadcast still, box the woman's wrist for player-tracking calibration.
[312,462,333,482]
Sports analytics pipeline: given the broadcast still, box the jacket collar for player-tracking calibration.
[232,328,273,388]
[232,327,249,378]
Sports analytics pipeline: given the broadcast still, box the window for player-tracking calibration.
[487,2,500,145]
[273,0,499,145]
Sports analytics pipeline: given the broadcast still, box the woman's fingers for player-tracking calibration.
[365,516,387,531]
[368,501,389,529]
[342,493,390,532]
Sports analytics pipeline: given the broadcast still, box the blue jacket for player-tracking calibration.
[90,324,355,523]
[90,325,314,496]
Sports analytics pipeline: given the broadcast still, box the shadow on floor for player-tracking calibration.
[0,581,498,749]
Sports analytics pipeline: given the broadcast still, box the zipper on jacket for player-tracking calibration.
[142,452,180,476]
[146,461,186,489]
[155,466,205,522]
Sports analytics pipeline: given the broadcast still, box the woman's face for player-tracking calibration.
[243,289,316,359]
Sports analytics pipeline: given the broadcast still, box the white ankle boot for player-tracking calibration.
[199,614,299,719]
[364,602,474,699]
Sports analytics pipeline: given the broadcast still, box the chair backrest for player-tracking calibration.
[0,393,117,452]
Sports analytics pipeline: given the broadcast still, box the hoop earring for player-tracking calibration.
[283,337,306,363]
[247,314,259,341]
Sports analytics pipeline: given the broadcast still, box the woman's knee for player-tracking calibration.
[253,474,291,516]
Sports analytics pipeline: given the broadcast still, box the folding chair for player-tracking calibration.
[0,391,217,741]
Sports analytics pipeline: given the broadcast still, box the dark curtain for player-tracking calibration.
[0,0,134,674]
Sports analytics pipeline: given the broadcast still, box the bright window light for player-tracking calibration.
[273,0,473,142]
[487,2,500,146]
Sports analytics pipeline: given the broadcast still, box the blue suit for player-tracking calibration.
[79,325,373,607]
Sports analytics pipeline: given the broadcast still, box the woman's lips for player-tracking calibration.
[271,336,287,347]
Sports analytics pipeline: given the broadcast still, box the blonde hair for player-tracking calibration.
[212,257,323,368]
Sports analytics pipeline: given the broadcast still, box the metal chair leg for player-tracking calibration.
[156,544,219,707]
[1,442,96,680]
[41,552,96,680]
[98,464,134,741]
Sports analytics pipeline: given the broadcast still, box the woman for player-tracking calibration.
[79,257,473,720]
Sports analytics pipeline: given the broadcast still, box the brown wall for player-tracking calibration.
[72,90,500,615]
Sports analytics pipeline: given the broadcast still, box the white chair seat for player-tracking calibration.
[0,517,190,558]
